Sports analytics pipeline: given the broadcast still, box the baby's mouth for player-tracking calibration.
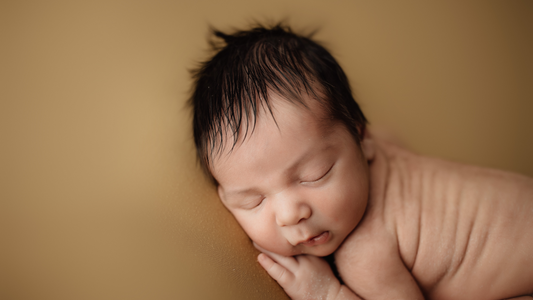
[299,231,330,246]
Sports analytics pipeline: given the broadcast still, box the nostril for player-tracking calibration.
[276,204,311,227]
[297,214,308,224]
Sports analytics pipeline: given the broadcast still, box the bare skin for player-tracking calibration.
[334,141,533,300]
[211,93,533,300]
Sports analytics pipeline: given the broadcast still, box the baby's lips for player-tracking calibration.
[298,231,330,246]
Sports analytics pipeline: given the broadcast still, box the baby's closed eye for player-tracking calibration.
[300,163,335,185]
[239,196,265,210]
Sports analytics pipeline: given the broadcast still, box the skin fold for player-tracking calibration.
[211,92,533,300]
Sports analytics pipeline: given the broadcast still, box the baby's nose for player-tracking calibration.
[275,196,312,227]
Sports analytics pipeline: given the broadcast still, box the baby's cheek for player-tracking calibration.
[330,190,366,231]
[244,220,282,250]
[259,231,297,256]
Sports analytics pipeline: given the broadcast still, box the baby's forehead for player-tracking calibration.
[215,93,332,156]
[241,92,331,138]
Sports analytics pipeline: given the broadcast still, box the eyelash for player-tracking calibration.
[256,197,265,206]
[302,164,334,184]
[245,196,265,209]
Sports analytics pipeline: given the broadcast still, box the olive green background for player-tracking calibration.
[1,1,531,299]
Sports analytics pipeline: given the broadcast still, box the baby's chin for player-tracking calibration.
[301,247,336,257]
[266,245,336,258]
[253,236,339,257]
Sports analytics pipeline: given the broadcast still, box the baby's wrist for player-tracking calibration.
[326,283,361,300]
[325,278,342,300]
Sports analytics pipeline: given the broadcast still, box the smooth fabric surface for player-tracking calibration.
[1,1,532,299]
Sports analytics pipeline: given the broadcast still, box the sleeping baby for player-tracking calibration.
[189,24,533,299]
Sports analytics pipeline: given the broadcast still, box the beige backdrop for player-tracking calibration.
[1,1,532,299]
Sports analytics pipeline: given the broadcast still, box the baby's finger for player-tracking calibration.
[258,253,294,287]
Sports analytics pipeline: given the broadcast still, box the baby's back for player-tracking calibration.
[384,143,533,299]
[337,141,533,299]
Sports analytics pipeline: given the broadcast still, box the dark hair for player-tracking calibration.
[189,23,367,180]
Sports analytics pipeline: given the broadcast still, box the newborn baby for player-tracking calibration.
[189,24,533,299]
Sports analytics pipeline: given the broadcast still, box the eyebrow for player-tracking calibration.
[223,142,335,199]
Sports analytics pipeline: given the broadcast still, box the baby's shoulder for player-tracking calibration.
[376,138,533,192]
[334,199,399,270]
[334,208,423,298]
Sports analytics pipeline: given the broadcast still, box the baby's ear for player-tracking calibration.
[361,129,375,161]
[217,185,230,209]
[217,185,225,201]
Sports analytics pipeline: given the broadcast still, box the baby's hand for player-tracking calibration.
[254,243,342,300]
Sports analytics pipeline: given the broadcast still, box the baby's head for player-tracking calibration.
[190,24,374,257]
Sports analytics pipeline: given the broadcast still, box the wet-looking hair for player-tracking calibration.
[189,23,367,180]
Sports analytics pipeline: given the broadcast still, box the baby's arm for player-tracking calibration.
[255,244,360,300]
[332,223,426,300]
